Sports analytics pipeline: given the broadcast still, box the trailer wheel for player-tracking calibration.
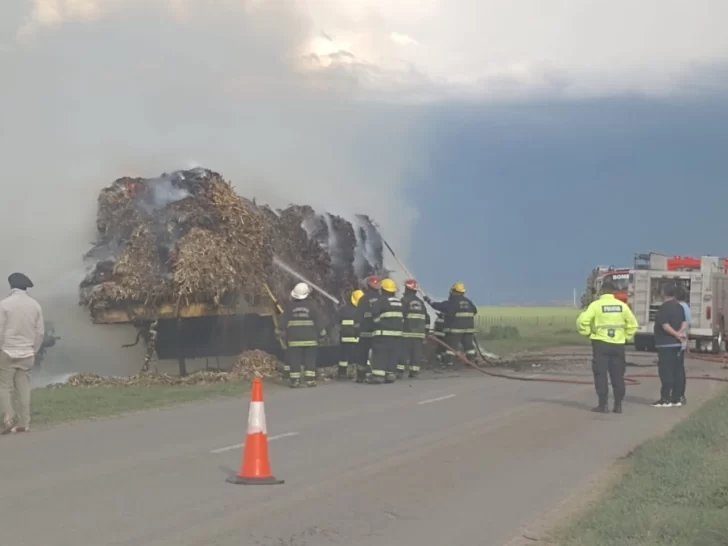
[711,331,724,354]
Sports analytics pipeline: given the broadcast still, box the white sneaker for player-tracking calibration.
[671,401,682,407]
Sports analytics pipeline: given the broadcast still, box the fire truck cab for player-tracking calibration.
[629,253,728,353]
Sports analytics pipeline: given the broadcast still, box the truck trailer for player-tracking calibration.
[629,253,728,353]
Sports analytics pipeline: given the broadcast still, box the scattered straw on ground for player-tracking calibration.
[51,350,281,388]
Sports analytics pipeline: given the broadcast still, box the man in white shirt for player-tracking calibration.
[0,273,44,434]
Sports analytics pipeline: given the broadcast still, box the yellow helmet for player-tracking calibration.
[451,282,466,294]
[381,278,397,293]
[351,289,365,307]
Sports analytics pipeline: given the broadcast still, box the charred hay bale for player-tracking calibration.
[81,169,272,311]
[81,225,171,309]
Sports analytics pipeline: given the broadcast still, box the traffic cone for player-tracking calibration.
[226,378,284,485]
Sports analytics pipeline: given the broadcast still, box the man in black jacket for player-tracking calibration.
[356,276,381,382]
[337,289,364,380]
[652,282,688,407]
[281,282,326,388]
[425,283,478,368]
[370,278,403,384]
[401,279,429,378]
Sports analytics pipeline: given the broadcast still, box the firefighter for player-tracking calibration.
[425,283,477,368]
[401,279,429,378]
[356,276,381,382]
[431,312,447,366]
[338,289,364,380]
[280,282,326,388]
[370,278,404,383]
[577,278,639,413]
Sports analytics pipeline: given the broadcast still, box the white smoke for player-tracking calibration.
[0,0,421,377]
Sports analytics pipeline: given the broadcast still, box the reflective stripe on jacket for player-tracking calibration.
[577,294,639,344]
[402,292,428,339]
[339,302,360,344]
[281,299,325,348]
[372,295,404,337]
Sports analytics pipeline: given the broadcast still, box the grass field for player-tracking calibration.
[550,389,728,546]
[475,306,586,355]
[30,383,249,427]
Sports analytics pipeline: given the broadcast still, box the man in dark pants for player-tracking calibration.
[676,285,691,405]
[577,279,639,413]
[652,282,688,407]
[370,278,404,384]
[281,282,326,388]
[401,279,429,378]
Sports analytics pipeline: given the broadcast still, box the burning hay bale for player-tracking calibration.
[79,167,390,371]
[81,168,271,314]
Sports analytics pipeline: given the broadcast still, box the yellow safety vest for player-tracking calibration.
[577,294,639,344]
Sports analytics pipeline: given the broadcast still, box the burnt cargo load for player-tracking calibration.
[79,168,387,362]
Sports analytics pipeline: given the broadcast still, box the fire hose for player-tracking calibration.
[378,234,728,386]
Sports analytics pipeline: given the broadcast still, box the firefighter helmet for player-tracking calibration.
[404,279,418,291]
[451,282,466,294]
[351,289,365,307]
[291,282,311,300]
[381,279,397,293]
[365,276,381,289]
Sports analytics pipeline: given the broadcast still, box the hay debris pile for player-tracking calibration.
[55,350,280,388]
[80,168,388,320]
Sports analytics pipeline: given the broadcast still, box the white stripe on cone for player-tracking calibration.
[247,401,267,434]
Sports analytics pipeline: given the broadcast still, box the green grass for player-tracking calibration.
[550,389,728,546]
[475,306,586,355]
[30,383,249,427]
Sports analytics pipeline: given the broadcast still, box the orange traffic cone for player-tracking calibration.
[227,377,284,485]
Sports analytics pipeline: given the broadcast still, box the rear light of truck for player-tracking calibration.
[707,306,711,320]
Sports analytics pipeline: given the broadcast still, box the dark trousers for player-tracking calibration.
[443,332,476,366]
[338,342,358,376]
[657,347,686,403]
[591,340,626,403]
[371,336,399,380]
[286,346,318,382]
[402,337,424,375]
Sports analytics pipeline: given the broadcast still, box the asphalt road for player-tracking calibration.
[2,359,726,546]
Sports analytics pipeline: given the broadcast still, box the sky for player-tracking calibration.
[1,1,727,326]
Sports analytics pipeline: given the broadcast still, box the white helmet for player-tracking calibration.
[291,282,311,300]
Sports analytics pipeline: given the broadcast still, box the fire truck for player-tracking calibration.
[595,267,630,304]
[629,253,728,353]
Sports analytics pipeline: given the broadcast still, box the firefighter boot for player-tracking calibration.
[355,365,368,383]
[592,398,608,413]
[385,372,397,383]
[282,365,290,380]
[367,373,385,384]
[337,363,348,380]
[289,378,301,388]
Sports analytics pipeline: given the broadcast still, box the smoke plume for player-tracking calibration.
[0,0,422,378]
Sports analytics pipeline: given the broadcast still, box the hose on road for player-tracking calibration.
[429,335,728,386]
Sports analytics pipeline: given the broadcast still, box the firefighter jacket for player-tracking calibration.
[432,313,446,338]
[372,294,404,337]
[281,299,326,348]
[577,293,638,345]
[358,288,381,338]
[338,302,361,344]
[430,294,477,334]
[402,291,429,339]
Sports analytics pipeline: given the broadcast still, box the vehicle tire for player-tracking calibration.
[711,331,724,354]
[634,336,646,352]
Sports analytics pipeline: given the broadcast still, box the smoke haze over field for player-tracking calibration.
[0,0,426,378]
[1,0,727,376]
